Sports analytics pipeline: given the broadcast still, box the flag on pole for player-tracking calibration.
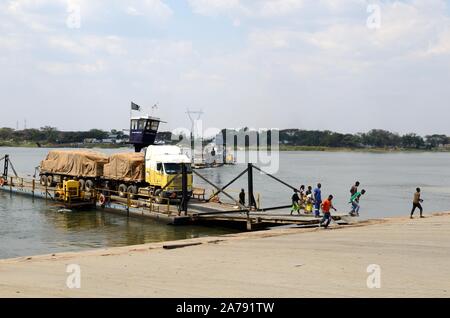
[131,102,141,111]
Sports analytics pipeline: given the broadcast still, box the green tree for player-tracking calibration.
[401,133,425,149]
[361,129,401,147]
[86,129,108,140]
[40,126,59,143]
[425,134,448,148]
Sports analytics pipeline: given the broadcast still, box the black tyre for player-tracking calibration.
[85,180,95,192]
[154,189,163,203]
[78,179,86,191]
[46,175,53,187]
[118,184,128,198]
[127,185,138,199]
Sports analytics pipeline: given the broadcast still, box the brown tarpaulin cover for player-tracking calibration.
[40,150,109,178]
[103,152,145,182]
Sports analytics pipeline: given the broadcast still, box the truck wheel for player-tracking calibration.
[127,185,138,199]
[154,189,163,204]
[78,179,86,191]
[85,180,95,192]
[46,175,53,187]
[40,175,47,186]
[118,184,128,198]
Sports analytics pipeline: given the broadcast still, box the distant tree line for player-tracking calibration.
[1,127,449,150]
[216,128,449,150]
[0,127,128,145]
[278,129,449,149]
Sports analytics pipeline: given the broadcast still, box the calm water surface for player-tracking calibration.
[1,147,450,259]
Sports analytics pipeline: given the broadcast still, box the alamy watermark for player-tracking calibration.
[66,264,81,289]
[172,119,280,174]
[367,3,381,30]
[366,264,381,289]
[66,2,81,29]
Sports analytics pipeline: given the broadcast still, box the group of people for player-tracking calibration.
[290,182,426,227]
[290,181,367,228]
[239,180,425,229]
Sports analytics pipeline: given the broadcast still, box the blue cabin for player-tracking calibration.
[129,116,162,152]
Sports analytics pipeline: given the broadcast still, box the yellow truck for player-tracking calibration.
[144,146,193,198]
[39,146,193,200]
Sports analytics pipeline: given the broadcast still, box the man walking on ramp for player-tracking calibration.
[320,195,337,229]
[349,189,366,217]
[411,188,424,219]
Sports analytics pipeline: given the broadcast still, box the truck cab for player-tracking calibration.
[145,146,193,198]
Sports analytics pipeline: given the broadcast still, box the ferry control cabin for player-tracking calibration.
[130,116,162,152]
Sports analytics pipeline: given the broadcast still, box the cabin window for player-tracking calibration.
[131,120,138,130]
[164,163,192,175]
[138,120,146,130]
[156,163,163,172]
[145,120,159,131]
[150,121,159,131]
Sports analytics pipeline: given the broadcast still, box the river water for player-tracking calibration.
[1,147,450,259]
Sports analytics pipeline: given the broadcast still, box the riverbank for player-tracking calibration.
[0,212,449,297]
[0,142,127,149]
[2,143,450,152]
[278,145,450,152]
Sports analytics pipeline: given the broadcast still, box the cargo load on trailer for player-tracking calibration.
[40,150,109,178]
[103,152,145,182]
[39,150,109,188]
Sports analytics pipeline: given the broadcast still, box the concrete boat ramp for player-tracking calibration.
[186,201,350,230]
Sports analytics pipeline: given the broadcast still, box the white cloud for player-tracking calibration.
[318,0,366,12]
[181,70,225,83]
[3,0,55,32]
[37,60,107,75]
[188,0,242,16]
[0,0,173,33]
[128,40,194,71]
[249,29,301,49]
[125,6,141,16]
[124,0,173,21]
[259,0,304,17]
[47,35,126,56]
[425,29,450,56]
[247,0,450,62]
[0,34,29,50]
[188,0,305,18]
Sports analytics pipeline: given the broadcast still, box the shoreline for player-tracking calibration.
[0,143,128,149]
[1,212,449,297]
[1,144,450,153]
[0,215,381,263]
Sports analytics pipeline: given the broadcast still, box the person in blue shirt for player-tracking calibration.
[313,183,322,218]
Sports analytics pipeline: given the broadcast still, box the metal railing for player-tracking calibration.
[0,175,182,215]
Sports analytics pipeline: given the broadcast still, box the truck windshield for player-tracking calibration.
[164,163,192,175]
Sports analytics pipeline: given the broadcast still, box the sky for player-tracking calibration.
[1,0,450,135]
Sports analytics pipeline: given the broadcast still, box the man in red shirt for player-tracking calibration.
[320,195,337,229]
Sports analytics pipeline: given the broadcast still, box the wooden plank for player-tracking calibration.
[163,242,202,250]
